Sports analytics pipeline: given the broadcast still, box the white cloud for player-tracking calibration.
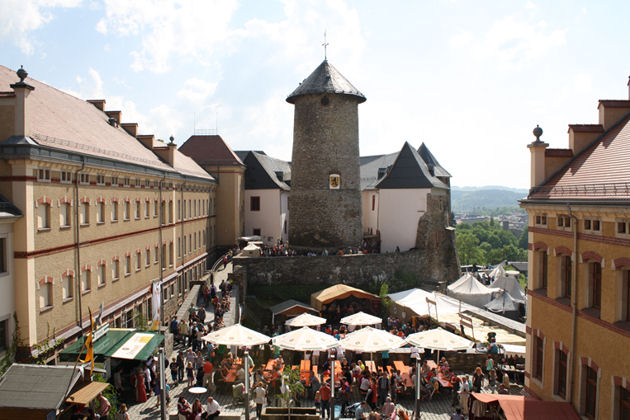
[0,0,81,54]
[97,0,238,73]
[177,78,218,104]
[449,14,566,69]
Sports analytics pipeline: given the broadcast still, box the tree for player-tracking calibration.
[456,232,485,265]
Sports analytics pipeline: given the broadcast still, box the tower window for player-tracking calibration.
[321,96,329,106]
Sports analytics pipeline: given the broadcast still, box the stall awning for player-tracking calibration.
[60,329,164,361]
[66,382,110,405]
[471,393,580,420]
[109,332,164,360]
[311,284,379,311]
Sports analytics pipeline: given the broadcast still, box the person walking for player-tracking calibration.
[254,382,267,419]
[319,381,331,419]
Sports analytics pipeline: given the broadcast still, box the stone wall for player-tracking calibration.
[236,250,441,292]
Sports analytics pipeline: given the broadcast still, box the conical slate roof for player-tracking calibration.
[287,60,366,104]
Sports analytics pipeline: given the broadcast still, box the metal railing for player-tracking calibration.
[530,182,630,198]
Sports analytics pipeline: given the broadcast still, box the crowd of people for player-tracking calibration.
[253,239,382,258]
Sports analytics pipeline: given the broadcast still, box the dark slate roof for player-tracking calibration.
[359,152,398,190]
[0,193,22,218]
[179,135,245,167]
[418,143,451,178]
[0,364,81,410]
[376,142,449,190]
[270,299,317,315]
[237,151,291,190]
[286,60,366,104]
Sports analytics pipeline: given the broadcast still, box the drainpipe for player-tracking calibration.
[567,205,578,405]
[74,158,86,333]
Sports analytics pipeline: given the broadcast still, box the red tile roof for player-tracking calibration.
[528,114,630,200]
[567,124,603,133]
[178,135,244,167]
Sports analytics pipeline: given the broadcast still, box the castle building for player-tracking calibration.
[521,79,630,419]
[0,66,216,359]
[286,60,364,250]
[179,135,245,248]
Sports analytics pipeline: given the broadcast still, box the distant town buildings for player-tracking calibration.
[521,79,630,418]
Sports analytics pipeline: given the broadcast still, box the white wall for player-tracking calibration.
[361,190,379,235]
[378,188,431,253]
[244,189,287,245]
[0,220,15,355]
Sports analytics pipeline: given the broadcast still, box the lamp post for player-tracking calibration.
[159,347,166,420]
[329,354,335,420]
[414,356,421,420]
[244,349,250,420]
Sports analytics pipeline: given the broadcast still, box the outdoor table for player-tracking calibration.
[224,358,243,383]
[365,360,377,374]
[436,373,452,388]
[189,387,207,394]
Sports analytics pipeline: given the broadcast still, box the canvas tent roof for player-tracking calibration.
[484,291,521,313]
[471,393,580,420]
[388,288,461,318]
[311,285,379,311]
[270,299,317,316]
[489,275,526,302]
[447,273,494,307]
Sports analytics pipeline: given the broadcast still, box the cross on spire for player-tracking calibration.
[322,30,329,60]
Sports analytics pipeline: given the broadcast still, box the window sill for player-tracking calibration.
[581,307,601,319]
[124,273,131,277]
[80,223,89,227]
[135,268,141,272]
[82,290,91,295]
[111,219,118,223]
[39,306,53,313]
[62,297,73,304]
[555,297,571,306]
[123,218,130,222]
[97,221,105,225]
[534,288,548,297]
[98,283,106,289]
[60,225,71,230]
[112,277,120,282]
[612,321,630,332]
[38,227,51,232]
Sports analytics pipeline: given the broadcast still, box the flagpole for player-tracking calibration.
[63,308,95,401]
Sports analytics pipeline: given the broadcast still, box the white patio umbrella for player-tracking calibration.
[285,313,327,328]
[339,326,404,352]
[340,311,382,327]
[404,327,472,352]
[272,326,338,351]
[201,324,270,420]
[201,323,270,347]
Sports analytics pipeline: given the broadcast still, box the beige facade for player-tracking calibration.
[0,66,216,358]
[522,82,630,419]
[204,164,244,247]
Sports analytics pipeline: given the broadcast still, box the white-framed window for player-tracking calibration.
[96,174,105,185]
[584,218,601,233]
[153,200,158,217]
[145,200,150,218]
[60,171,72,184]
[135,201,141,219]
[535,214,548,227]
[79,173,90,185]
[168,200,173,223]
[616,220,630,238]
[37,202,50,230]
[97,264,106,287]
[135,252,141,271]
[81,269,91,293]
[145,249,151,267]
[177,200,181,220]
[124,255,131,276]
[556,214,571,230]
[134,178,141,188]
[37,168,50,182]
[168,242,173,267]
[177,237,181,258]
[123,200,130,220]
[182,236,186,255]
[161,244,166,270]
[145,179,150,188]
[111,176,119,186]
[97,201,105,223]
[62,273,74,300]
[40,279,53,309]
[112,259,120,281]
[123,177,130,187]
[111,201,119,221]
[80,202,89,226]
[60,202,71,228]
[154,246,159,264]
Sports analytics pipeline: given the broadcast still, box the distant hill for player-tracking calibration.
[451,187,528,213]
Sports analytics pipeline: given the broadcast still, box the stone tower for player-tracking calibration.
[286,60,365,250]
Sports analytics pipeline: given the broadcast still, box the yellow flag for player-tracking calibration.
[80,310,94,374]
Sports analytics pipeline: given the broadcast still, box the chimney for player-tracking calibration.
[137,134,155,149]
[598,100,630,130]
[153,136,177,167]
[568,124,603,155]
[87,99,106,111]
[105,110,121,127]
[527,125,549,188]
[121,123,138,137]
[10,66,35,137]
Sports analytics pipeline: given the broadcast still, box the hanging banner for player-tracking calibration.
[151,282,161,330]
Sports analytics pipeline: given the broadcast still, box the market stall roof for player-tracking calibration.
[202,323,270,347]
[471,393,580,420]
[447,273,494,307]
[0,364,81,410]
[66,381,110,405]
[339,326,404,352]
[489,275,526,302]
[60,329,164,361]
[270,299,318,316]
[311,284,379,311]
[484,291,522,313]
[340,311,382,326]
[272,326,338,351]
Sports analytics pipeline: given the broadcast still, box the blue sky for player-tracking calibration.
[2,0,630,188]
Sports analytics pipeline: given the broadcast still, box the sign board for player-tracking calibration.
[329,174,340,189]
[110,333,154,360]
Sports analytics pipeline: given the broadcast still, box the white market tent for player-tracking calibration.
[489,275,526,303]
[404,327,473,352]
[242,243,261,257]
[447,273,494,307]
[488,261,507,279]
[271,327,338,351]
[388,288,461,318]
[339,326,404,352]
[285,312,327,328]
[484,291,521,314]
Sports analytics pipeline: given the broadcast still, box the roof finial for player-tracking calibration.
[322,30,329,60]
[533,125,543,142]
